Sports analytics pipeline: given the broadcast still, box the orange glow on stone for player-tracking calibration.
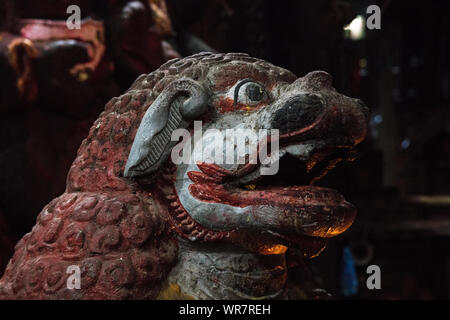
[259,244,288,255]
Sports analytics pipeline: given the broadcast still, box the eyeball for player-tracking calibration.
[234,80,267,106]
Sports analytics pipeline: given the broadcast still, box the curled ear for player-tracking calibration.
[124,78,208,177]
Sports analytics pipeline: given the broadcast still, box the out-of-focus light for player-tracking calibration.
[401,138,411,149]
[359,69,369,77]
[370,114,382,139]
[371,128,379,139]
[392,88,402,102]
[406,89,416,98]
[409,56,419,68]
[373,114,383,124]
[344,15,366,40]
[359,58,368,68]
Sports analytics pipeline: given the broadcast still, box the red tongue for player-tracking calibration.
[193,161,232,183]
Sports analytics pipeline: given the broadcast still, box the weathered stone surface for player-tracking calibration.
[0,52,367,299]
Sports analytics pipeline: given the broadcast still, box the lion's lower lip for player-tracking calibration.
[237,185,357,238]
[188,160,357,239]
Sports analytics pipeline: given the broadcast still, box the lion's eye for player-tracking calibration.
[234,80,267,106]
[246,83,265,101]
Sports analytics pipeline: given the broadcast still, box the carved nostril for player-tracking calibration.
[355,99,370,120]
[271,94,324,133]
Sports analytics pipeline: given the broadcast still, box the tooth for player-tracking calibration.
[306,160,316,172]
[182,222,195,232]
[326,159,341,171]
[181,218,190,225]
[285,144,314,159]
[244,184,256,190]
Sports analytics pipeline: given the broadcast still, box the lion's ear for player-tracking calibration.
[124,78,208,177]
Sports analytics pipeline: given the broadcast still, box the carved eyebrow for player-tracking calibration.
[233,79,261,105]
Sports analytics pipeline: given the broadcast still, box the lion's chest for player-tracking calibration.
[162,240,287,300]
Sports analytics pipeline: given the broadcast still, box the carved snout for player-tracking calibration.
[313,98,369,145]
[269,71,369,145]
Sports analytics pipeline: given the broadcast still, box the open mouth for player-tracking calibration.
[213,138,359,255]
[231,137,358,189]
[187,136,359,250]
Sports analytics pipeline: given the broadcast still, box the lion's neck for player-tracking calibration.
[165,239,287,300]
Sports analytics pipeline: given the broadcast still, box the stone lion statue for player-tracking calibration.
[0,52,368,299]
